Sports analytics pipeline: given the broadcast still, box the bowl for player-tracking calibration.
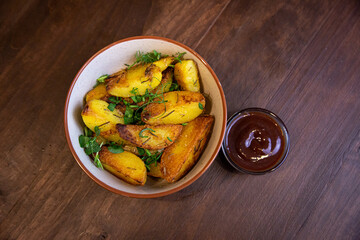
[64,36,227,198]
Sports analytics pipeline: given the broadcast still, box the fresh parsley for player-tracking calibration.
[79,126,103,169]
[94,74,109,87]
[167,137,173,142]
[108,142,124,154]
[199,102,204,110]
[107,102,116,111]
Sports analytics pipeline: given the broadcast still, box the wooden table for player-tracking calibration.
[1,0,359,239]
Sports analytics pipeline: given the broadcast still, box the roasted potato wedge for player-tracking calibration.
[81,99,124,132]
[160,115,214,182]
[85,83,110,102]
[81,99,129,144]
[141,91,205,125]
[174,60,200,92]
[147,162,163,178]
[153,56,174,71]
[106,64,162,97]
[152,68,173,94]
[99,147,147,185]
[116,124,183,150]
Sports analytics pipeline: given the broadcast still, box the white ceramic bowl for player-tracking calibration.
[64,36,227,198]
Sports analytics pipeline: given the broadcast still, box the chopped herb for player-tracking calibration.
[94,74,109,87]
[169,64,175,68]
[108,96,122,104]
[169,82,179,91]
[167,137,173,142]
[108,142,124,154]
[84,126,92,137]
[126,50,165,69]
[107,102,116,111]
[199,102,204,110]
[173,52,186,63]
[124,107,134,124]
[145,149,152,157]
[78,129,103,169]
[181,123,188,126]
[137,147,145,155]
[139,128,156,138]
[93,153,103,169]
[94,126,100,136]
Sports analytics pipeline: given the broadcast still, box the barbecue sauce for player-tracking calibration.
[224,111,287,173]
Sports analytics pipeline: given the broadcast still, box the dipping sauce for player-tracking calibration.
[222,108,289,174]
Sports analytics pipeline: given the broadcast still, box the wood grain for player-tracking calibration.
[0,0,359,239]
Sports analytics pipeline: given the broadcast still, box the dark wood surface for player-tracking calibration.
[1,0,359,239]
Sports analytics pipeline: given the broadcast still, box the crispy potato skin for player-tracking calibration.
[147,162,163,178]
[160,115,214,182]
[106,64,162,97]
[85,83,111,102]
[141,91,205,125]
[99,147,147,185]
[116,124,183,150]
[174,60,200,92]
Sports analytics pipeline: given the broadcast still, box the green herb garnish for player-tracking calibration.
[181,123,188,126]
[79,127,103,169]
[108,142,124,154]
[137,147,145,155]
[167,137,173,142]
[126,50,165,69]
[139,128,156,138]
[199,102,204,110]
[173,52,186,63]
[94,74,109,87]
[107,103,116,111]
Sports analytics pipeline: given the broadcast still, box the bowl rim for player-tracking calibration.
[64,36,227,198]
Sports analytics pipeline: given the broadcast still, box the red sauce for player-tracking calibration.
[224,110,288,173]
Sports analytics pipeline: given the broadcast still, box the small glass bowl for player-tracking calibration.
[221,108,290,174]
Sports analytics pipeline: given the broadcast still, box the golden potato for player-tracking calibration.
[116,124,183,150]
[160,115,214,182]
[81,99,129,144]
[106,64,162,97]
[99,147,147,185]
[147,162,163,178]
[85,83,110,102]
[151,68,173,94]
[141,91,205,125]
[153,56,174,71]
[81,99,124,132]
[174,60,200,92]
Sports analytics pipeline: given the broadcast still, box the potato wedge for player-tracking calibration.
[141,91,205,125]
[151,68,173,94]
[174,60,200,92]
[153,56,174,71]
[85,83,110,102]
[106,64,162,97]
[81,99,124,132]
[81,99,129,144]
[147,162,163,178]
[99,147,146,185]
[161,115,214,182]
[116,124,183,150]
